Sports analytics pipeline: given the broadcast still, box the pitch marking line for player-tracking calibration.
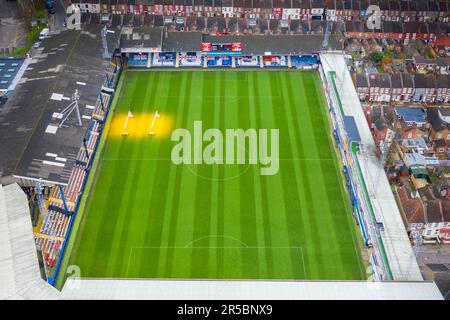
[126,246,307,279]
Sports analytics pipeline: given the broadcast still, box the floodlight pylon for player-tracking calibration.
[58,89,82,128]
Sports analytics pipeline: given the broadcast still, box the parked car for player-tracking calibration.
[39,28,50,40]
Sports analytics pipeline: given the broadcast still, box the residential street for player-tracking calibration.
[0,0,27,53]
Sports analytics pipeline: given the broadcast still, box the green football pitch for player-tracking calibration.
[67,70,365,281]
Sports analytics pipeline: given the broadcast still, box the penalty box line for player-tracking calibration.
[126,246,307,279]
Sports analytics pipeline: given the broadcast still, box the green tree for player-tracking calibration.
[370,51,384,63]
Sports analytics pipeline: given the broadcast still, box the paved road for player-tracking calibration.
[0,0,26,52]
[46,0,69,31]
[53,0,66,28]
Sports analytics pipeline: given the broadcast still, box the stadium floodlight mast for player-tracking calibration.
[148,110,160,135]
[59,89,82,128]
[122,110,134,136]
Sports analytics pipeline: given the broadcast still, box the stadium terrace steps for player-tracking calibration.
[33,62,121,282]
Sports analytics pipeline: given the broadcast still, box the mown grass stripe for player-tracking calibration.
[190,72,215,278]
[216,72,226,278]
[122,71,166,277]
[156,73,188,276]
[299,73,345,278]
[264,72,294,279]
[284,72,326,279]
[137,72,182,277]
[247,73,268,278]
[304,77,348,278]
[275,72,311,279]
[164,72,193,278]
[107,72,160,276]
[207,72,224,278]
[125,72,164,277]
[237,72,259,278]
[222,73,243,278]
[169,72,202,278]
[253,72,275,278]
[83,73,146,277]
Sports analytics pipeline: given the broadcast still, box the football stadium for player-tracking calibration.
[0,23,443,300]
[65,70,365,281]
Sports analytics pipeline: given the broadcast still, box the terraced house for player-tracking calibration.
[70,0,450,21]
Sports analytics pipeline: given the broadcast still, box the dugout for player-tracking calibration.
[343,116,362,151]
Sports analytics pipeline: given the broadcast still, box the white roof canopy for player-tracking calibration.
[60,279,443,300]
[0,184,59,300]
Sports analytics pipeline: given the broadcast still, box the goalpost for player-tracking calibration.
[148,110,160,135]
[121,110,160,136]
[122,110,134,136]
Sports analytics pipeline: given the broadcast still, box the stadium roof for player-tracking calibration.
[0,184,59,300]
[343,116,361,144]
[0,26,111,186]
[120,27,163,51]
[202,34,342,55]
[60,279,443,300]
[162,31,203,52]
[104,26,122,58]
[117,28,342,54]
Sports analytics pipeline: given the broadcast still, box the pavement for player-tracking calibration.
[416,244,450,266]
[0,0,20,19]
[48,0,67,30]
[0,0,27,54]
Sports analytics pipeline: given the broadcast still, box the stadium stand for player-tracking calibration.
[127,53,149,67]
[262,55,288,67]
[31,59,121,283]
[118,29,341,70]
[291,55,320,69]
[205,56,233,67]
[236,55,260,67]
[152,52,177,67]
[179,52,203,67]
